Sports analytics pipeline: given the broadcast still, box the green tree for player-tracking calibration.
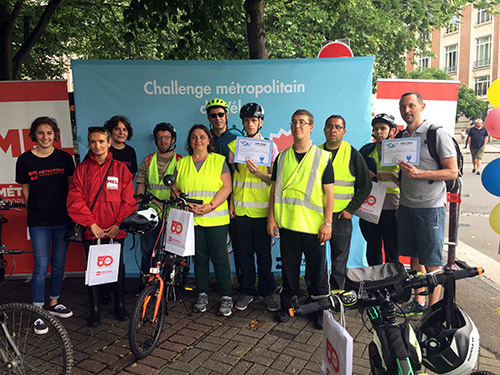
[404,67,487,121]
[457,85,488,121]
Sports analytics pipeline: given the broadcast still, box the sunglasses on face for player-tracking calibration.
[209,112,226,119]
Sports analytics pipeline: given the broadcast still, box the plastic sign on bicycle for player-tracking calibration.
[85,240,121,286]
[164,208,195,257]
[322,310,353,375]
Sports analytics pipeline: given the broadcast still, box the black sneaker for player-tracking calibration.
[396,300,427,317]
[276,309,291,323]
[46,304,73,318]
[313,312,323,330]
[34,318,48,335]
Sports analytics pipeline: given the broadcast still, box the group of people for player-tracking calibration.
[15,91,457,334]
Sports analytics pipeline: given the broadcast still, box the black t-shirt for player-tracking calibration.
[84,144,138,174]
[15,148,75,227]
[271,149,334,184]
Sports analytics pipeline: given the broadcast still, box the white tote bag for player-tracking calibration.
[164,208,195,256]
[85,239,121,286]
[322,308,353,375]
[354,181,387,224]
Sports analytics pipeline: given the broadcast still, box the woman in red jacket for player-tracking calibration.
[67,127,135,327]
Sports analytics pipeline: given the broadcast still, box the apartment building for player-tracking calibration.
[406,5,498,107]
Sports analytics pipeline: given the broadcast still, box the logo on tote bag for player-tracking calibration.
[171,220,183,234]
[97,255,113,267]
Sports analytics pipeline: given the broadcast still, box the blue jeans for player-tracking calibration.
[398,205,445,266]
[29,224,69,307]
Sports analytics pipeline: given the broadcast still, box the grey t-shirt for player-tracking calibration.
[400,121,456,208]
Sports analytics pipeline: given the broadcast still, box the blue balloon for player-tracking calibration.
[481,157,500,196]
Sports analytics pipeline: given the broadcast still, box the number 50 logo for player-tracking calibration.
[171,220,183,234]
[97,256,113,267]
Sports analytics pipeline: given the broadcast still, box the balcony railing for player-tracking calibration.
[473,59,491,68]
[444,65,457,73]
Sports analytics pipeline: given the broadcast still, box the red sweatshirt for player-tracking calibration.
[67,152,136,240]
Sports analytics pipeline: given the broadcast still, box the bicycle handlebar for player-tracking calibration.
[0,199,25,210]
[289,262,484,317]
[134,192,203,207]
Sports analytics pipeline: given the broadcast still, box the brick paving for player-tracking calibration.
[1,277,499,374]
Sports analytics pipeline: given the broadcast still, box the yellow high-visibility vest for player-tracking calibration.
[274,145,330,234]
[320,141,355,213]
[176,153,229,227]
[228,139,270,218]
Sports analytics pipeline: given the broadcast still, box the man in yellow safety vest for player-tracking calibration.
[267,109,334,329]
[319,115,371,290]
[228,103,279,312]
[136,123,182,275]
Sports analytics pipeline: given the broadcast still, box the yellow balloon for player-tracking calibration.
[490,202,500,235]
[487,79,500,108]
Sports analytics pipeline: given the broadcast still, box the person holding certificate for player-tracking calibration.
[359,113,400,266]
[397,92,458,316]
[227,103,279,312]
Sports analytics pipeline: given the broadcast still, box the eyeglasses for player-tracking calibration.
[157,135,172,140]
[209,112,226,119]
[88,126,108,133]
[324,124,344,131]
[290,120,311,127]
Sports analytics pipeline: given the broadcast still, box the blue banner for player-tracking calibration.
[72,57,374,275]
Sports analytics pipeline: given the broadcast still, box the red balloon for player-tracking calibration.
[485,107,500,139]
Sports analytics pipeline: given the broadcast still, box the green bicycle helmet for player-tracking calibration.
[206,98,228,113]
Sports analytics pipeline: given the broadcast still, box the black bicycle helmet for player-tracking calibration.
[239,103,265,119]
[153,122,177,142]
[120,208,159,235]
[417,300,479,374]
[372,113,396,130]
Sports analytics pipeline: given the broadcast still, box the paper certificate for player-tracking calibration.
[380,138,420,166]
[234,136,273,167]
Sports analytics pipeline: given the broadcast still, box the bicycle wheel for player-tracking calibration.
[128,284,166,359]
[0,302,73,374]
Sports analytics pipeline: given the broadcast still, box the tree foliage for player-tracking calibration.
[405,67,488,121]
[1,0,500,82]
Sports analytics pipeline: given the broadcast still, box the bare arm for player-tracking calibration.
[245,160,272,184]
[318,183,334,242]
[21,184,29,207]
[267,182,279,238]
[399,156,458,181]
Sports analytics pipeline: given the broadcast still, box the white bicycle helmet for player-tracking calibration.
[417,300,479,375]
[120,208,159,235]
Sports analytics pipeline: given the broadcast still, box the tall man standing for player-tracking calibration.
[319,115,371,289]
[397,92,458,315]
[468,118,488,175]
[268,109,334,329]
[136,123,181,275]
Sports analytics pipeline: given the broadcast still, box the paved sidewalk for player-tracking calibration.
[1,268,499,374]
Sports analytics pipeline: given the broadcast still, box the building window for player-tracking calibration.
[445,15,460,34]
[418,55,430,69]
[476,9,492,24]
[444,44,457,73]
[474,76,490,96]
[421,30,430,40]
[474,35,491,68]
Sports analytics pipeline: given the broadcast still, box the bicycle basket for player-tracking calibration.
[345,261,410,304]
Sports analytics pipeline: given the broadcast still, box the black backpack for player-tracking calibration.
[396,125,463,193]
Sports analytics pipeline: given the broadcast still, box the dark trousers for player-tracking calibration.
[279,228,328,309]
[359,210,398,266]
[234,215,276,297]
[329,215,352,290]
[140,224,162,275]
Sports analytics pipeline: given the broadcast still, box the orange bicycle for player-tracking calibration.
[123,176,201,359]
